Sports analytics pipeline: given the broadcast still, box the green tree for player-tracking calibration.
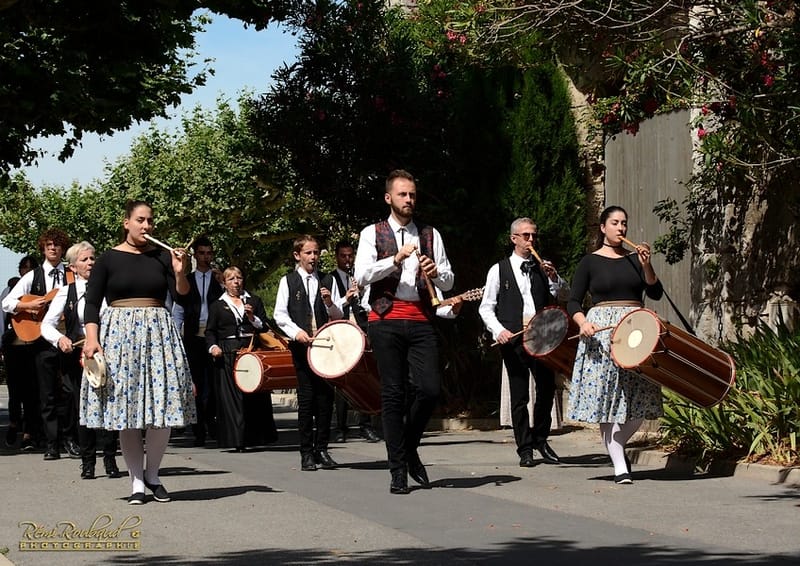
[0,0,296,173]
[0,98,332,287]
[503,62,586,276]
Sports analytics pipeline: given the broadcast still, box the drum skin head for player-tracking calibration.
[83,352,107,388]
[307,320,366,379]
[523,307,569,357]
[611,309,662,368]
[234,353,262,393]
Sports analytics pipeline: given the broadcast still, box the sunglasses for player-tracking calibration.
[513,232,538,240]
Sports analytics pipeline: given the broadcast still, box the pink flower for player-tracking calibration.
[697,127,707,139]
[701,104,709,115]
[763,74,774,87]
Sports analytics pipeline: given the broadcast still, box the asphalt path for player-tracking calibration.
[1,397,798,566]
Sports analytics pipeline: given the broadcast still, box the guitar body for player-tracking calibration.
[10,288,60,342]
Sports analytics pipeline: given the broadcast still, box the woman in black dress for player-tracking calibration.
[206,266,277,451]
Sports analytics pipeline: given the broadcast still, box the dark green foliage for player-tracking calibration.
[502,62,586,278]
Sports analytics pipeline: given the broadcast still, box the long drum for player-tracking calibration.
[234,350,297,393]
[307,320,382,415]
[522,306,579,376]
[610,308,736,408]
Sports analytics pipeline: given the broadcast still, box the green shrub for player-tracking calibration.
[659,321,800,467]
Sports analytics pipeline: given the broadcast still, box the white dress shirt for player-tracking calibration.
[274,266,343,340]
[41,276,107,348]
[1,260,66,314]
[353,216,454,301]
[479,253,568,341]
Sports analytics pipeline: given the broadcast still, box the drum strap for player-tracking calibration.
[663,288,696,335]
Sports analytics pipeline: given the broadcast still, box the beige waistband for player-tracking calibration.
[109,298,165,308]
[593,300,643,308]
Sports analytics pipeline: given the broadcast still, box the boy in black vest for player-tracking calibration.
[478,218,568,467]
[354,169,455,494]
[274,235,343,471]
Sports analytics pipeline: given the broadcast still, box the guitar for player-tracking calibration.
[11,288,60,342]
[439,287,484,307]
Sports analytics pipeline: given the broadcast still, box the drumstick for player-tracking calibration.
[143,234,185,257]
[309,336,331,342]
[567,325,614,340]
[491,328,525,347]
[72,338,86,348]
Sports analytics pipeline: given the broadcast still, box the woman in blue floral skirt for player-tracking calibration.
[81,200,195,504]
[567,205,663,485]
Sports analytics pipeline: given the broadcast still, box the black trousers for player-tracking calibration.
[59,350,117,463]
[2,342,40,437]
[289,342,334,456]
[34,342,69,448]
[500,341,556,455]
[185,334,216,441]
[368,319,440,473]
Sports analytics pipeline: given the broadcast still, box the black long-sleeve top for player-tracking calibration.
[567,253,664,317]
[85,248,188,325]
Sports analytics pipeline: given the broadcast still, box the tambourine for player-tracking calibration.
[82,352,107,389]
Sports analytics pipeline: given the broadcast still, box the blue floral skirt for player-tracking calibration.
[567,305,663,424]
[80,306,196,430]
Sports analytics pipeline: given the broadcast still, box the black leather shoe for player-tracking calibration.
[334,431,347,443]
[63,438,81,459]
[614,472,633,485]
[128,492,146,505]
[104,457,121,479]
[20,437,36,452]
[43,448,60,461]
[408,460,431,488]
[314,450,338,469]
[537,441,560,464]
[5,425,18,447]
[301,453,317,471]
[359,426,381,443]
[519,450,535,467]
[144,480,171,502]
[80,463,95,480]
[390,468,409,494]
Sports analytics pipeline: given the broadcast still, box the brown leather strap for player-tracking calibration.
[109,298,165,308]
[593,300,643,308]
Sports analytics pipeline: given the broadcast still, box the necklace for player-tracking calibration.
[126,238,148,249]
[602,242,623,248]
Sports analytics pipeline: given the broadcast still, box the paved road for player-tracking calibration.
[1,395,798,566]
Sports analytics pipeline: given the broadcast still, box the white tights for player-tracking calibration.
[119,428,171,494]
[599,419,642,476]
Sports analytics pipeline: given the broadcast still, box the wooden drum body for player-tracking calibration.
[307,320,382,415]
[522,306,579,376]
[234,350,297,393]
[610,308,736,408]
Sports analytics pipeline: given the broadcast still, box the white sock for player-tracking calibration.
[144,428,171,485]
[119,429,145,494]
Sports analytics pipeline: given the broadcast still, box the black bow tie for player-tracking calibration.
[520,259,538,274]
